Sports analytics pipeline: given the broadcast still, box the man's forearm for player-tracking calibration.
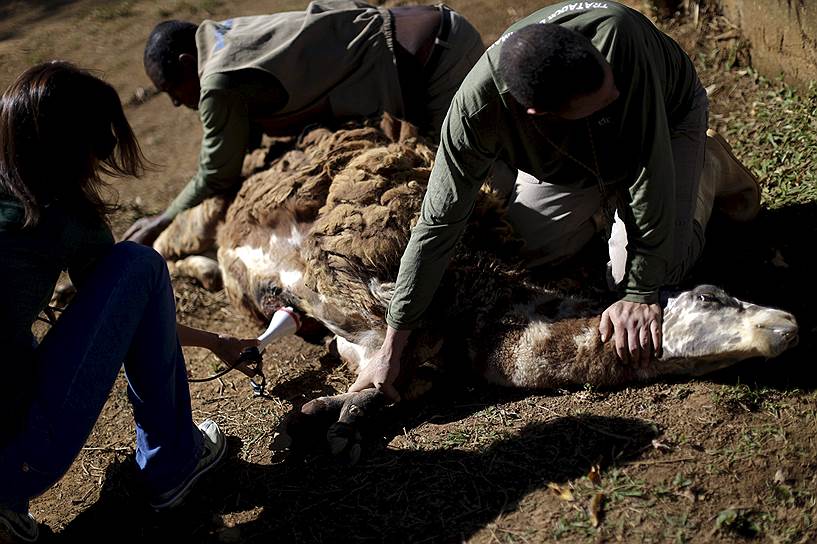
[383,325,411,357]
[621,252,665,304]
[386,217,469,329]
[164,174,213,219]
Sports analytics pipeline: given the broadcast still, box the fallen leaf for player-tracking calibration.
[773,469,786,484]
[588,464,602,486]
[547,482,575,502]
[589,492,605,528]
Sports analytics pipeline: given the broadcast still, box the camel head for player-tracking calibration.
[657,284,798,375]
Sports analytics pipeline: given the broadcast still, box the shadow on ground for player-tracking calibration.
[55,415,657,543]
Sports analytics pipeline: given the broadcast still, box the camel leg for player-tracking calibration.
[153,196,229,260]
[326,389,387,465]
[703,129,761,223]
[286,389,386,464]
[169,255,223,291]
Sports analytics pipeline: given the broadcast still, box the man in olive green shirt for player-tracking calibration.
[350,1,759,400]
[125,0,483,244]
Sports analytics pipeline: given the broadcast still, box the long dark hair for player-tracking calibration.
[0,61,146,227]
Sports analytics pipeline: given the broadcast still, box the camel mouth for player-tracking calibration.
[779,329,799,350]
[760,323,799,357]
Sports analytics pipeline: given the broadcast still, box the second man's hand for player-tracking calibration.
[599,299,663,366]
[348,326,409,402]
[123,213,173,245]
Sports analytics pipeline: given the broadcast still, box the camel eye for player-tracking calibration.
[698,293,719,304]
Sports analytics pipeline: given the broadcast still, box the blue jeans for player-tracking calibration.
[0,242,202,513]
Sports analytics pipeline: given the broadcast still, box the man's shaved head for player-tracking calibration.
[144,20,198,87]
[499,23,606,114]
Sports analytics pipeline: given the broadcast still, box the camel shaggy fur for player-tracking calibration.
[156,117,798,394]
[151,117,798,460]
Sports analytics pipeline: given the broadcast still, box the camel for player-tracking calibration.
[151,117,798,459]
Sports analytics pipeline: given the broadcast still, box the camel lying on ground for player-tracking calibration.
[153,118,798,459]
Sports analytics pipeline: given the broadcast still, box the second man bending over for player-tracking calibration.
[125,0,483,244]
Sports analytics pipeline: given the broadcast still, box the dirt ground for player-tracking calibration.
[1,1,816,542]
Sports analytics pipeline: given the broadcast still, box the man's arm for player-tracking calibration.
[600,51,678,365]
[165,88,250,218]
[386,111,498,329]
[124,88,249,244]
[620,112,676,306]
[350,96,498,399]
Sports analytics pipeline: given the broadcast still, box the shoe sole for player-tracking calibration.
[149,435,227,511]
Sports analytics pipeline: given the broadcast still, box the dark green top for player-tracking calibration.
[165,0,403,217]
[387,0,699,330]
[0,195,113,437]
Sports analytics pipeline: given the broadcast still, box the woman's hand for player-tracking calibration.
[210,334,261,377]
[599,299,662,366]
[347,326,409,402]
[177,323,260,377]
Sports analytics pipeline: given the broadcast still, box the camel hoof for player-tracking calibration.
[337,389,387,424]
[285,395,348,453]
[326,422,361,464]
[324,389,387,465]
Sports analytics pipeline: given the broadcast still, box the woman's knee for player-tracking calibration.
[109,241,166,269]
[101,242,170,287]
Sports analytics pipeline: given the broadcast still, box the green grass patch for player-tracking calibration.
[90,1,136,21]
[725,77,817,209]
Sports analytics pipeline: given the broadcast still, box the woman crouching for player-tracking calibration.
[0,62,256,541]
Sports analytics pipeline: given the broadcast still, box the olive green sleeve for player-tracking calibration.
[386,104,498,330]
[620,65,676,305]
[164,88,249,219]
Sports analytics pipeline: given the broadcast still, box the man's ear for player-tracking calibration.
[178,52,197,73]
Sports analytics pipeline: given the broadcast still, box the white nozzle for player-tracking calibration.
[257,307,300,349]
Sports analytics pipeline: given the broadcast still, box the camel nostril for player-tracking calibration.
[773,327,797,338]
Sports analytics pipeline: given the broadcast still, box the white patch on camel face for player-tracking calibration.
[661,289,798,363]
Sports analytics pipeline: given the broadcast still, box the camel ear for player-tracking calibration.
[379,112,419,143]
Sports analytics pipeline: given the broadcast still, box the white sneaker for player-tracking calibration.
[0,507,39,543]
[149,419,227,511]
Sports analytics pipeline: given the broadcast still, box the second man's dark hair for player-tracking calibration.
[498,23,605,113]
[144,20,199,86]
